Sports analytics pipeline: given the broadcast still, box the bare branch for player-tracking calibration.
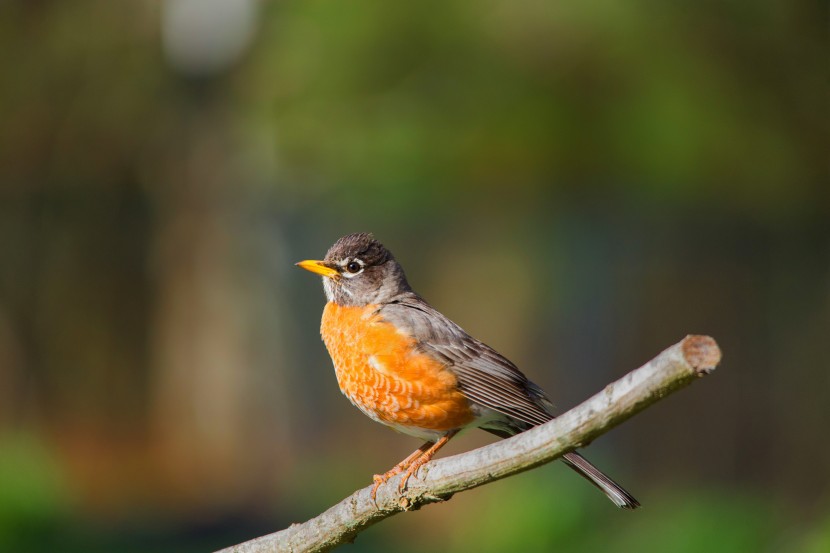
[217,335,721,553]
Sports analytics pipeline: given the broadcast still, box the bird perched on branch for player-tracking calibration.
[296,232,639,509]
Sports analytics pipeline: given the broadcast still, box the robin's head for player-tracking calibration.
[296,233,412,306]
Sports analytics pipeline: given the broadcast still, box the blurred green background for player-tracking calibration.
[1,1,827,551]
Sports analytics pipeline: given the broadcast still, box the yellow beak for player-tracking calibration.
[295,259,339,278]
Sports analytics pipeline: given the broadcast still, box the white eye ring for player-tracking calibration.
[341,259,364,277]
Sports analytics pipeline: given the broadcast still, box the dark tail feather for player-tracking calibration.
[562,452,640,509]
[481,425,640,509]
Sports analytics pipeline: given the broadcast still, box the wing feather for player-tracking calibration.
[377,294,555,429]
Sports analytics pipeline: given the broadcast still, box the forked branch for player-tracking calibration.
[217,335,721,553]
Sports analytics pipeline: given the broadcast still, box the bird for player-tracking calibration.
[296,232,639,509]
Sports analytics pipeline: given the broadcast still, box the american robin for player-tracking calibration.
[296,232,639,509]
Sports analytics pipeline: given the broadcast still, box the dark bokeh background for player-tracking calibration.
[1,1,828,552]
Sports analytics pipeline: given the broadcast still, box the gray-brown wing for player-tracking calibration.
[377,293,555,429]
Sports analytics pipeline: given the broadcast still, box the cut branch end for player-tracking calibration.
[681,335,722,375]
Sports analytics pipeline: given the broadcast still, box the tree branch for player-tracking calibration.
[217,335,721,553]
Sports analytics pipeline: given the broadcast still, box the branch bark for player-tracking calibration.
[217,335,721,553]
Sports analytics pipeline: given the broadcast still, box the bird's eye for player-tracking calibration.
[345,261,362,274]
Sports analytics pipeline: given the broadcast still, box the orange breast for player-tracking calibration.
[320,302,474,435]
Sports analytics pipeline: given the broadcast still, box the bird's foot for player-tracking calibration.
[371,466,404,502]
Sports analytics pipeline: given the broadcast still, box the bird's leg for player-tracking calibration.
[397,430,458,493]
[371,441,432,500]
[370,430,459,500]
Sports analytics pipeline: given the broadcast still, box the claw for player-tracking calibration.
[398,465,417,492]
[368,431,458,503]
[370,472,394,502]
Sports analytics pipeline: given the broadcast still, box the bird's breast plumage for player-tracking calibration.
[320,302,475,438]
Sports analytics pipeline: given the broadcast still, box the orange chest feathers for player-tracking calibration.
[319,302,474,434]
